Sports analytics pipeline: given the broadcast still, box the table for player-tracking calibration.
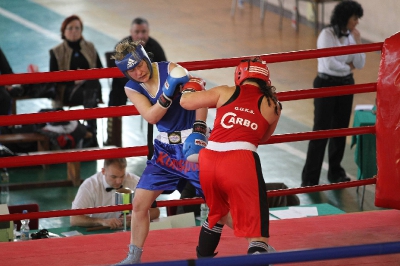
[351,110,377,180]
[296,0,341,35]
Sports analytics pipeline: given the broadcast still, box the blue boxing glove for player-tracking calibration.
[158,66,189,108]
[183,121,208,163]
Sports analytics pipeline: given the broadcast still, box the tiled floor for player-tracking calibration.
[0,0,383,229]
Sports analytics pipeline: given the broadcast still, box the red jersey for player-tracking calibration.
[209,84,270,147]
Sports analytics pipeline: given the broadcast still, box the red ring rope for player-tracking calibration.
[0,83,376,127]
[0,43,382,86]
[0,177,377,222]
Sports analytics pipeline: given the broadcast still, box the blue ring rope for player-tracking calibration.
[137,241,400,266]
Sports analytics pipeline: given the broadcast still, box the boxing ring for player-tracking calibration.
[0,32,399,265]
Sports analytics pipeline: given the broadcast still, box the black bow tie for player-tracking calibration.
[106,185,123,192]
[339,31,349,38]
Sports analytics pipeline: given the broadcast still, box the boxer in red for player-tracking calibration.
[181,57,281,258]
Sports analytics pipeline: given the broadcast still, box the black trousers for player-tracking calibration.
[108,77,129,106]
[0,87,12,115]
[301,74,354,186]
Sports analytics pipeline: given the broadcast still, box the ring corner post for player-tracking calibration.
[375,31,400,209]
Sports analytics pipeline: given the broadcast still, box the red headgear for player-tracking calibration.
[234,57,271,86]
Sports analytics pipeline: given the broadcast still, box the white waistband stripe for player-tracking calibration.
[206,141,257,152]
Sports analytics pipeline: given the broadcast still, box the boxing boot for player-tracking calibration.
[116,244,143,265]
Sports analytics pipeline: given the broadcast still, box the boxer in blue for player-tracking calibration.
[112,41,208,264]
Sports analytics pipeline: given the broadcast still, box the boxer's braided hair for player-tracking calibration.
[247,78,281,115]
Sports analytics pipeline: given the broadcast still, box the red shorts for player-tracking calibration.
[199,148,269,238]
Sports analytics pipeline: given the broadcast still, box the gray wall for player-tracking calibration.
[267,0,399,43]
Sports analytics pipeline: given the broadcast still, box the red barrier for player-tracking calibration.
[375,32,400,209]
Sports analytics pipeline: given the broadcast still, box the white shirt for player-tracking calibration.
[71,172,140,219]
[317,26,366,77]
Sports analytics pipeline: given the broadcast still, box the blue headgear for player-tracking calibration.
[114,44,152,82]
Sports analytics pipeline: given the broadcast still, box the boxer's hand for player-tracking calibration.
[183,121,208,163]
[158,66,189,108]
[181,77,206,93]
[162,66,189,98]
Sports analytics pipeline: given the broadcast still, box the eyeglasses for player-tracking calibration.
[65,26,81,31]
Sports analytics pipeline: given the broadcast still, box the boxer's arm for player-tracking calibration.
[181,77,209,121]
[125,65,189,124]
[125,88,168,124]
[180,85,229,110]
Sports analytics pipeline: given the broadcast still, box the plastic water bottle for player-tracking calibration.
[200,203,209,225]
[20,210,30,241]
[0,168,9,203]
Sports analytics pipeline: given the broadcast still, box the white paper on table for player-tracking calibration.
[61,230,83,237]
[269,209,307,219]
[354,104,374,110]
[269,206,319,219]
[288,206,318,217]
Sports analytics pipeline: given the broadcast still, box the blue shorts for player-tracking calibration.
[137,139,204,197]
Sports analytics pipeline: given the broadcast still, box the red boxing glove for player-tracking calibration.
[181,77,206,93]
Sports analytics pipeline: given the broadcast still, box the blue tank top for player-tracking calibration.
[125,62,195,133]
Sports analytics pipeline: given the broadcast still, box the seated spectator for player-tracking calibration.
[49,14,103,147]
[70,158,160,229]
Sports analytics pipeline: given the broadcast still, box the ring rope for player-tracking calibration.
[0,83,376,127]
[0,146,148,168]
[0,126,374,169]
[278,83,376,102]
[183,43,383,71]
[0,43,382,86]
[0,105,140,127]
[0,178,376,222]
[265,126,375,145]
[140,241,400,266]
